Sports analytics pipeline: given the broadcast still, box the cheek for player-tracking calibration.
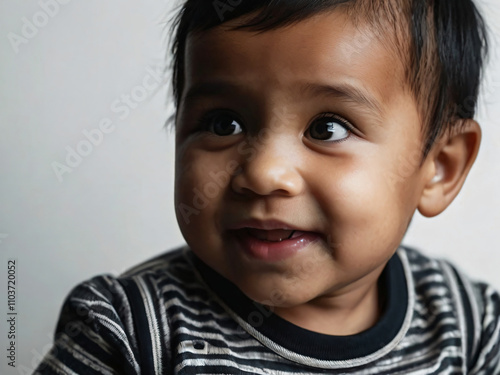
[314,159,414,252]
[174,148,232,238]
[176,148,223,201]
[315,163,394,215]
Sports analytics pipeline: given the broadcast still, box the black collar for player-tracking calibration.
[192,251,408,362]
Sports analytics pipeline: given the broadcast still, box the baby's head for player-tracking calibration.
[170,0,487,330]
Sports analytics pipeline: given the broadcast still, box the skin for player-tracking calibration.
[174,10,481,336]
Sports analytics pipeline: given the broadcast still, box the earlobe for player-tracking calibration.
[418,120,481,218]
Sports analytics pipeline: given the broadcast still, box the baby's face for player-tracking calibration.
[174,10,433,308]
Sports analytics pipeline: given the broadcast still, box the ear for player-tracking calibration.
[418,120,482,217]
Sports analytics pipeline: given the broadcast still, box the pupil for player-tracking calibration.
[311,122,335,140]
[213,115,237,135]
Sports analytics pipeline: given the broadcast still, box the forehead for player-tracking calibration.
[181,10,408,117]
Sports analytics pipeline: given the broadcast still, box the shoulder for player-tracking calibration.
[398,246,500,373]
[116,245,211,310]
[120,245,190,277]
[59,246,194,321]
[398,245,499,326]
[398,245,499,314]
[35,246,198,374]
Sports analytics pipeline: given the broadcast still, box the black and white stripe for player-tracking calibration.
[35,246,500,374]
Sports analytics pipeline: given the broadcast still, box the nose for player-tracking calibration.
[231,136,304,197]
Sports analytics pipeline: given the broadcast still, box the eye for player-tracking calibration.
[200,111,243,136]
[307,114,352,142]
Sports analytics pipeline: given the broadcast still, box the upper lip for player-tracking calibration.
[227,218,307,231]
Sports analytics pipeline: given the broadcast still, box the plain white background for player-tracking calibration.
[0,0,499,372]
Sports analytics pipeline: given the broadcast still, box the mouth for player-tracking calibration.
[231,227,321,261]
[245,228,304,242]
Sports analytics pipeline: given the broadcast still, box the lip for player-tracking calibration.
[232,229,321,262]
[227,218,321,261]
[226,217,322,261]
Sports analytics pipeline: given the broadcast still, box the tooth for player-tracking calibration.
[246,228,297,242]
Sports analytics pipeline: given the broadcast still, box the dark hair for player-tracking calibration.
[168,0,488,156]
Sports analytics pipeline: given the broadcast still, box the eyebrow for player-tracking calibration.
[301,82,384,115]
[182,80,383,115]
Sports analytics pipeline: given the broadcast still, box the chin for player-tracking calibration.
[235,279,307,308]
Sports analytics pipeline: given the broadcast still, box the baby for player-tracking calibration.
[35,0,499,374]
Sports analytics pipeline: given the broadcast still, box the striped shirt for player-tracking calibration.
[35,246,500,374]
